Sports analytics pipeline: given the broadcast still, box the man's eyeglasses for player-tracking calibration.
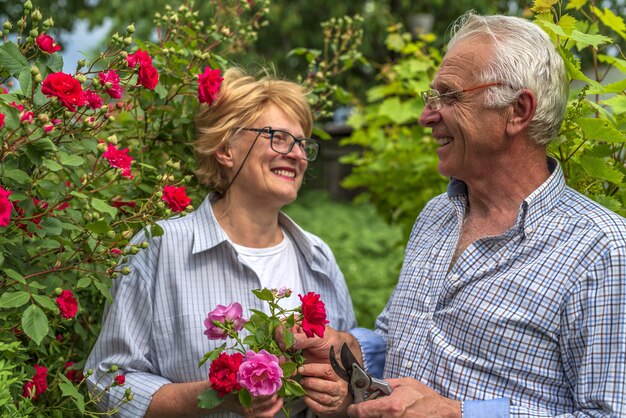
[239,127,320,161]
[420,82,503,111]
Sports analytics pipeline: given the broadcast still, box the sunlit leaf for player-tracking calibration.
[579,155,624,185]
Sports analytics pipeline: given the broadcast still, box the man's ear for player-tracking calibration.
[506,89,536,137]
[214,144,235,168]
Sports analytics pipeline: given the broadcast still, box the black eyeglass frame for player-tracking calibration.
[238,127,320,161]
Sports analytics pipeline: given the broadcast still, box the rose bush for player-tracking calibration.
[0,1,363,416]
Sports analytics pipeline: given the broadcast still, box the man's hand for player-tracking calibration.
[298,362,351,418]
[346,378,462,418]
[290,325,363,366]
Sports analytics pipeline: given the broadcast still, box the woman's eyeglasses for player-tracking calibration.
[239,127,320,161]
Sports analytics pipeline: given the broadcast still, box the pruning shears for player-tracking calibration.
[329,343,393,403]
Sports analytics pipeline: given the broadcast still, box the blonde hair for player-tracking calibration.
[194,68,313,193]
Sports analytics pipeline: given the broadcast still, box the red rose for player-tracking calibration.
[35,33,61,53]
[0,112,5,129]
[102,144,134,179]
[137,62,159,90]
[197,67,223,105]
[64,361,82,383]
[126,49,152,68]
[41,73,86,111]
[84,90,103,109]
[22,364,48,400]
[0,186,11,227]
[298,292,329,338]
[56,289,78,319]
[98,70,123,99]
[209,352,243,397]
[162,185,191,213]
[114,374,125,386]
[127,49,159,90]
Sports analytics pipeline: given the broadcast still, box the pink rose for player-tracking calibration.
[197,67,223,105]
[237,350,283,396]
[0,186,12,227]
[204,302,247,340]
[41,73,86,111]
[0,112,5,129]
[36,33,61,53]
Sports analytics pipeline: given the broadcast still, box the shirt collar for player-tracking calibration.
[191,193,320,263]
[445,157,565,236]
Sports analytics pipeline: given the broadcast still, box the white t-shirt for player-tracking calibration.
[231,232,304,311]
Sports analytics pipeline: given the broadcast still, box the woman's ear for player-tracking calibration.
[506,89,536,137]
[214,144,235,168]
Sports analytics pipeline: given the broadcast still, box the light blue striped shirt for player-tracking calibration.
[361,159,626,417]
[86,194,357,417]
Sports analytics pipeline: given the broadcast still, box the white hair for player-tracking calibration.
[448,12,569,145]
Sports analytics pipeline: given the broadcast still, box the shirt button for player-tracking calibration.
[451,273,460,281]
[406,361,413,369]
[524,226,533,235]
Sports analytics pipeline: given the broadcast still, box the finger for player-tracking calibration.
[299,363,337,379]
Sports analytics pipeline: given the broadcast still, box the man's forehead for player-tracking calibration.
[433,41,492,87]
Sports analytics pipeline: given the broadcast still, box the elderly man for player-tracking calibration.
[294,12,626,418]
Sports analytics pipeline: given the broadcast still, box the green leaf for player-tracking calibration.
[0,291,30,308]
[58,152,85,167]
[593,6,626,39]
[85,220,112,234]
[149,223,164,237]
[3,269,25,284]
[76,277,92,289]
[42,159,64,172]
[281,361,297,377]
[0,42,30,76]
[569,30,612,49]
[579,155,624,185]
[40,217,63,236]
[379,97,418,124]
[602,95,626,115]
[566,0,586,10]
[18,67,33,96]
[47,53,64,73]
[197,388,225,410]
[59,374,85,413]
[2,169,31,185]
[576,118,626,143]
[94,280,112,303]
[91,198,118,218]
[198,344,226,367]
[238,388,252,408]
[22,304,49,345]
[32,294,59,311]
[284,379,306,397]
[252,288,274,301]
[282,328,295,349]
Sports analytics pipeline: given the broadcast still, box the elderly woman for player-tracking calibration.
[86,68,357,418]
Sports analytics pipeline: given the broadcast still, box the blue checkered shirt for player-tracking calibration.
[367,159,626,417]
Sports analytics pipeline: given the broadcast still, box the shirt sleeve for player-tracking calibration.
[85,241,170,417]
[349,327,385,379]
[463,399,509,418]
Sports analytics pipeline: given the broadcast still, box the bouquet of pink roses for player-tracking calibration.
[197,287,329,415]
